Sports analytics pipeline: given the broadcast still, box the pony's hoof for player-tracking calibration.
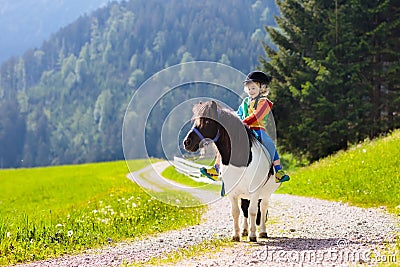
[232,236,241,242]
[259,232,268,238]
[242,229,248,237]
[249,236,257,242]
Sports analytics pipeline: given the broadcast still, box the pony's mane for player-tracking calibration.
[193,101,257,144]
[218,106,258,144]
[192,100,261,167]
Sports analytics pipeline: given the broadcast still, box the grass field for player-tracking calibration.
[0,160,204,266]
[278,129,400,212]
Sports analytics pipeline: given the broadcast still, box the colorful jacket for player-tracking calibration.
[237,96,273,131]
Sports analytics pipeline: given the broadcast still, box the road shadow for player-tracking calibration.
[241,236,388,251]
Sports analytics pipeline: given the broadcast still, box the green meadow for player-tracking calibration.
[0,160,204,266]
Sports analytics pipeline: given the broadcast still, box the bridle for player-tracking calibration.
[191,110,221,146]
[191,127,220,146]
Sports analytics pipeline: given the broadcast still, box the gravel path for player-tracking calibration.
[19,163,399,267]
[160,195,399,267]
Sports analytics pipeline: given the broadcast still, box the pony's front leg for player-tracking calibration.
[229,196,241,241]
[248,196,259,242]
[259,199,269,238]
[241,199,249,236]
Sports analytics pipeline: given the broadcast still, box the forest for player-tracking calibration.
[0,0,279,167]
[262,0,399,161]
[0,0,398,168]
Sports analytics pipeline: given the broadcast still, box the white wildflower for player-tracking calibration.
[56,224,63,228]
[6,232,11,238]
[68,230,73,237]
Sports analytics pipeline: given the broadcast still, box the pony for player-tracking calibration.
[183,100,280,242]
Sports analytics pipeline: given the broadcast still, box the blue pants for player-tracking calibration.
[253,129,279,163]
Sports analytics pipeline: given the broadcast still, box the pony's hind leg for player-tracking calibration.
[241,216,248,236]
[259,199,269,238]
[230,196,241,241]
[248,196,259,242]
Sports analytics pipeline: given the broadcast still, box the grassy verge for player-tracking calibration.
[0,160,204,266]
[277,130,400,212]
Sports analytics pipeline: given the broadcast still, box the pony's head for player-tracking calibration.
[183,100,220,152]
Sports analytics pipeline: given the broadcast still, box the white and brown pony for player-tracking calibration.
[183,100,280,242]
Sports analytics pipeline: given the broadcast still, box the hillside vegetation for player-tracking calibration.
[0,160,204,265]
[278,129,400,211]
[0,0,278,168]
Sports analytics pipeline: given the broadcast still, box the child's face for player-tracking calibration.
[244,82,261,98]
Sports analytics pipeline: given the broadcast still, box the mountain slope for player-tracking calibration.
[0,0,120,63]
[0,0,279,168]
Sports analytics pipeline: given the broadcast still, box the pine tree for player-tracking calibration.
[351,0,400,136]
[261,0,400,161]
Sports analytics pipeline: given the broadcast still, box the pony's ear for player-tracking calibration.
[210,101,218,120]
[211,101,217,112]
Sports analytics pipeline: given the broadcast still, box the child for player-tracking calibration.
[201,71,289,183]
[237,70,290,182]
